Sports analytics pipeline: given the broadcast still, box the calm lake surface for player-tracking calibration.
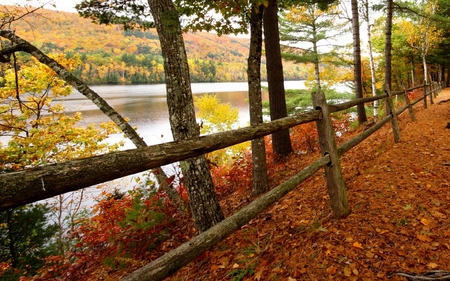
[62,81,310,149]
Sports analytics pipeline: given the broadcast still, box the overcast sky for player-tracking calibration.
[0,0,79,13]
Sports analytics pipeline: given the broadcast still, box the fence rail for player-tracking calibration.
[0,81,443,280]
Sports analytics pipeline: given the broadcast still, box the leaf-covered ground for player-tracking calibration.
[167,89,450,281]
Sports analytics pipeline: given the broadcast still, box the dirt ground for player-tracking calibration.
[168,88,450,281]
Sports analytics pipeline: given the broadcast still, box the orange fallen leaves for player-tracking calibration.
[417,234,433,242]
[326,266,337,275]
[352,242,363,249]
[420,218,430,226]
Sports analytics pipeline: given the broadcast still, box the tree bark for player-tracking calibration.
[351,0,368,124]
[263,0,293,157]
[385,0,393,115]
[248,4,270,196]
[149,0,226,231]
[0,111,321,211]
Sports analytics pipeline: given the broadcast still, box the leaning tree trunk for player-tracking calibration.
[351,0,368,124]
[148,0,224,232]
[263,0,293,157]
[248,4,270,196]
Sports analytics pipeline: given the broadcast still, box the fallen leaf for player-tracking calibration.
[353,242,363,249]
[417,234,432,242]
[427,262,438,269]
[287,278,296,281]
[420,218,430,226]
[219,257,230,268]
[397,250,407,256]
[352,268,359,276]
[325,249,331,256]
[232,263,240,269]
[210,264,219,271]
[343,267,352,277]
[254,269,264,280]
[365,250,374,258]
[326,266,337,275]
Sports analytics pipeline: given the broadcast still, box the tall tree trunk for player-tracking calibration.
[248,4,270,196]
[6,210,17,268]
[263,0,293,157]
[148,0,224,232]
[351,0,367,124]
[385,0,393,115]
[410,56,416,87]
[363,0,378,118]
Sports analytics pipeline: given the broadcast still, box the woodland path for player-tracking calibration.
[167,88,450,281]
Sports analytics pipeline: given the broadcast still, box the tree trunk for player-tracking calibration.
[363,0,378,118]
[263,0,293,157]
[6,210,17,268]
[384,0,393,115]
[148,0,224,232]
[248,4,270,196]
[351,0,367,124]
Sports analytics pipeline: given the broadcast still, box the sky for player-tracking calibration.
[0,0,80,13]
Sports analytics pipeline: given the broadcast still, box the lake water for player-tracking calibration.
[61,81,311,149]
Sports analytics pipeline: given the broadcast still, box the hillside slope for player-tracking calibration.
[5,6,306,84]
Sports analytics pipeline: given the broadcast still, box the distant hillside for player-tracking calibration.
[5,6,307,84]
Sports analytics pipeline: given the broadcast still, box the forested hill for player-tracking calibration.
[7,6,306,84]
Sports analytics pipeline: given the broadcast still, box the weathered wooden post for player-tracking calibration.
[383,84,401,143]
[429,82,434,105]
[312,90,349,219]
[402,86,415,121]
[423,81,428,109]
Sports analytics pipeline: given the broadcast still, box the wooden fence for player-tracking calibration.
[0,81,443,280]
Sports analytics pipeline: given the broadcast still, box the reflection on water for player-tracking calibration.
[59,80,352,148]
[61,82,273,147]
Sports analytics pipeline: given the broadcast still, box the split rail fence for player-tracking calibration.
[0,80,443,280]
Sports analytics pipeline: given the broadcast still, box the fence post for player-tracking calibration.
[402,86,415,121]
[311,91,349,219]
[423,81,428,109]
[383,84,401,143]
[429,82,434,105]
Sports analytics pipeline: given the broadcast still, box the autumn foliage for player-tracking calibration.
[26,186,194,281]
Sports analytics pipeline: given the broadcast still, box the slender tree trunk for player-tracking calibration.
[263,0,293,157]
[410,56,416,87]
[6,210,17,268]
[351,0,367,124]
[148,0,224,232]
[248,4,270,196]
[363,0,378,118]
[385,0,393,115]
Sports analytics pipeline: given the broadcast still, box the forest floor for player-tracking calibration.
[166,88,450,281]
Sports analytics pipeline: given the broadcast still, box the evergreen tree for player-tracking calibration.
[0,204,58,280]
